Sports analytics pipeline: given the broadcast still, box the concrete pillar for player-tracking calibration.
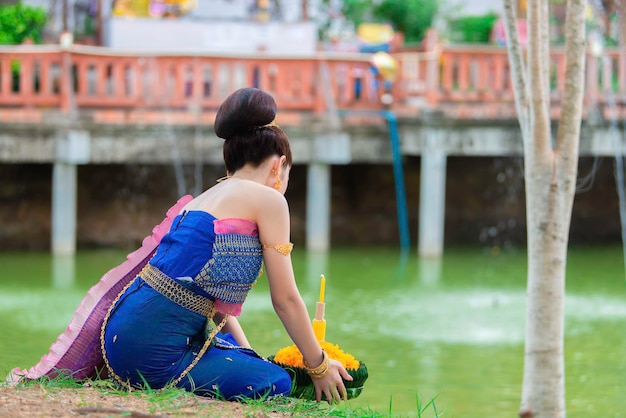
[418,150,447,257]
[51,131,90,256]
[306,163,331,251]
[305,132,351,252]
[418,127,447,258]
[52,162,78,255]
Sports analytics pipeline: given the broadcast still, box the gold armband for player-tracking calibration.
[262,242,294,256]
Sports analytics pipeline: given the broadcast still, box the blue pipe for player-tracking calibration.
[605,94,626,281]
[338,109,411,252]
[381,110,411,253]
[615,152,626,281]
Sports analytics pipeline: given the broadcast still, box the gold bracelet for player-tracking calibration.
[303,350,329,379]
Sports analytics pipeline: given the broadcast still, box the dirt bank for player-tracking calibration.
[0,385,300,417]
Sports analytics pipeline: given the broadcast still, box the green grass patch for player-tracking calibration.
[4,371,442,417]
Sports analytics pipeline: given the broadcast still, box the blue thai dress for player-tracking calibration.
[101,210,292,400]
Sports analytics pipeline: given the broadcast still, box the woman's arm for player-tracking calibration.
[263,250,323,364]
[213,313,251,348]
[265,243,354,403]
[257,191,352,402]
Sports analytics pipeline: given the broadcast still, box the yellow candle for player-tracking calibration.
[313,274,327,341]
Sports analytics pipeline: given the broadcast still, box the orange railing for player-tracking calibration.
[1,41,626,118]
[0,45,391,114]
[427,42,626,116]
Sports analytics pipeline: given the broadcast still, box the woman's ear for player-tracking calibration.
[272,155,286,172]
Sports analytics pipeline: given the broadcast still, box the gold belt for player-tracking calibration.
[139,263,214,318]
[102,263,229,390]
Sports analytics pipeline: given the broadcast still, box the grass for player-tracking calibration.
[4,371,442,418]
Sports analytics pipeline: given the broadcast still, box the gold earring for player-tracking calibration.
[273,170,282,191]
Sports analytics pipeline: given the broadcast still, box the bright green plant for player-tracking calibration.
[448,13,499,44]
[370,0,438,44]
[0,2,47,45]
[320,0,438,44]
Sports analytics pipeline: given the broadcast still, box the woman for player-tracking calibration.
[101,87,352,403]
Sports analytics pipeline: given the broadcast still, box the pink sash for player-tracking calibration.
[7,195,193,383]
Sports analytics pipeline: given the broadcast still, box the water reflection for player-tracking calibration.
[305,250,328,286]
[418,257,442,287]
[393,249,411,283]
[52,255,75,289]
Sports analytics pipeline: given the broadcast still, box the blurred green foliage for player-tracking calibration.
[334,0,439,44]
[448,13,498,44]
[373,0,438,43]
[0,2,47,45]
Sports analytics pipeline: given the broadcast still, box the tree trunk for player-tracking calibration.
[502,0,587,417]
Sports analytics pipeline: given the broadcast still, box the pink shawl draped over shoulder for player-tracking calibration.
[7,195,193,384]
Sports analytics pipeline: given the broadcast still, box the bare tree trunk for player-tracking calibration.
[301,0,309,20]
[62,0,68,32]
[503,0,587,417]
[618,0,626,47]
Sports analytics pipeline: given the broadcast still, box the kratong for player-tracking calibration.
[268,274,368,400]
[268,341,369,400]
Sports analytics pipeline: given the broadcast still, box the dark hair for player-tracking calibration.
[214,88,293,174]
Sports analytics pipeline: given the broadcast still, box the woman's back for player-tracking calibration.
[182,177,273,222]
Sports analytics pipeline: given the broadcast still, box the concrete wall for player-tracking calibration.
[0,156,621,251]
[103,18,318,54]
[1,114,624,165]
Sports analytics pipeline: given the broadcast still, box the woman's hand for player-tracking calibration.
[312,358,353,403]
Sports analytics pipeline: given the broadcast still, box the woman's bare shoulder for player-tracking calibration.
[248,182,288,210]
[243,183,287,214]
[192,179,287,220]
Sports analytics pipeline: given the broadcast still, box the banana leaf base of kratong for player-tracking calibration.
[267,357,368,400]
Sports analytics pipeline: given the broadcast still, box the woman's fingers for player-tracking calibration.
[325,387,339,404]
[330,380,348,403]
[339,365,353,381]
[340,384,348,400]
[335,386,345,402]
[327,389,335,404]
[313,366,350,403]
[319,385,332,404]
[317,384,344,403]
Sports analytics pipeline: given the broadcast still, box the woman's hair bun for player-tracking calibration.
[214,88,277,140]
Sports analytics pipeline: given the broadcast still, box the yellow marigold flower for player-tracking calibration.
[273,341,361,371]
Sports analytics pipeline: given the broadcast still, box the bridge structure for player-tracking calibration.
[2,30,626,257]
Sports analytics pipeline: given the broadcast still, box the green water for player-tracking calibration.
[1,247,625,417]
